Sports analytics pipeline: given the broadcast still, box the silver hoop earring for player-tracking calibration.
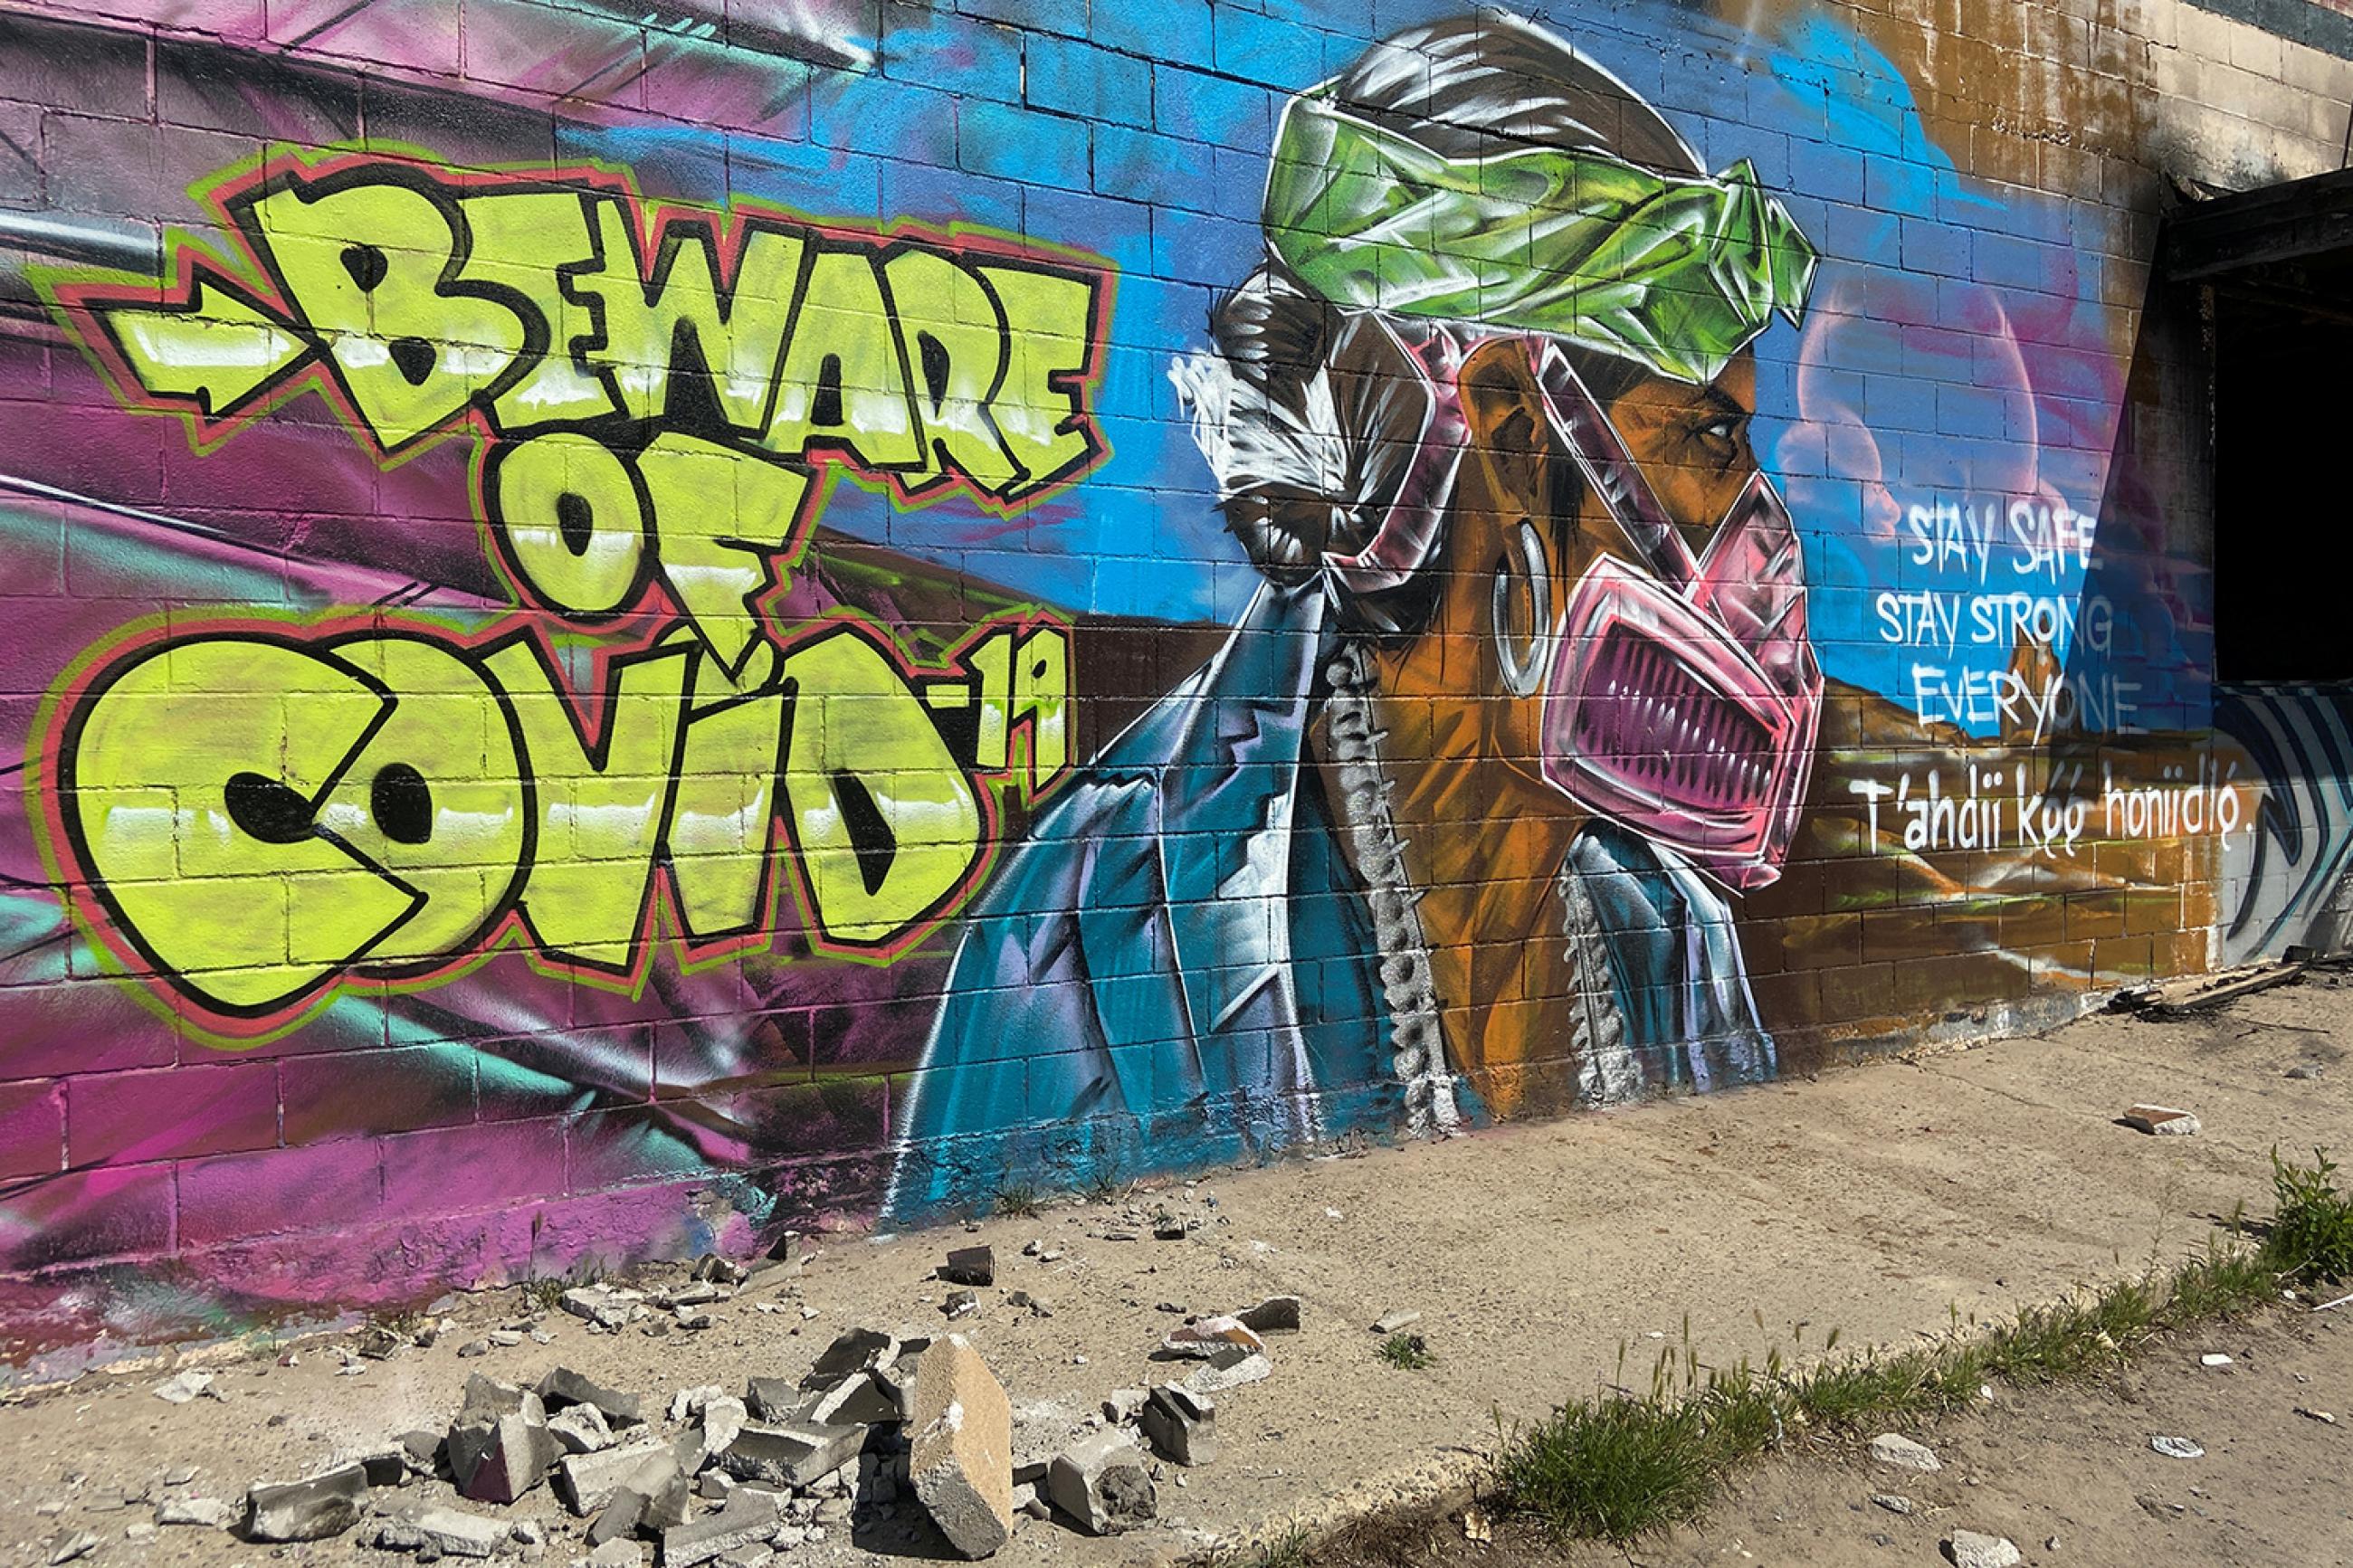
[1491,518,1556,698]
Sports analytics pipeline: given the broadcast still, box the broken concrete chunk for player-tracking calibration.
[586,1490,648,1549]
[1044,1430,1156,1536]
[242,1462,369,1542]
[458,1373,538,1419]
[670,1385,728,1424]
[1101,1389,1148,1424]
[717,1421,864,1489]
[1945,1530,2023,1568]
[550,1403,618,1455]
[1182,1348,1271,1396]
[561,1288,636,1331]
[875,1356,923,1415]
[451,1408,558,1505]
[374,1505,509,1558]
[1139,1385,1217,1468]
[153,1370,216,1404]
[744,1377,804,1422]
[800,1328,898,1391]
[1867,1433,1942,1473]
[556,1440,674,1517]
[797,1373,901,1428]
[691,1254,749,1287]
[356,1324,409,1360]
[347,1447,405,1488]
[939,1245,996,1287]
[697,1394,749,1455]
[1159,1316,1263,1358]
[46,1531,98,1564]
[2123,1105,2201,1136]
[586,1530,646,1564]
[154,1497,235,1529]
[641,1472,694,1534]
[539,1367,643,1427]
[1369,1309,1421,1335]
[659,1492,783,1568]
[907,1334,1014,1560]
[944,1290,979,1320]
[1237,1296,1302,1333]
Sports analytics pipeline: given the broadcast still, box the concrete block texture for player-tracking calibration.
[0,0,2347,1361]
[906,1334,1015,1558]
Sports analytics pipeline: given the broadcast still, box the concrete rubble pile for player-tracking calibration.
[140,1240,1306,1565]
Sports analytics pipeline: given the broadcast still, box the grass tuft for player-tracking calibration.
[2266,1145,2353,1286]
[991,1181,1043,1220]
[1493,1149,2346,1548]
[1253,1525,1310,1568]
[1377,1332,1435,1371]
[369,1307,429,1339]
[1496,1394,1716,1544]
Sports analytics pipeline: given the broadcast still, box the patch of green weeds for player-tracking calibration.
[1377,1332,1434,1371]
[520,1255,608,1314]
[991,1181,1043,1220]
[1253,1525,1311,1568]
[2266,1145,2353,1285]
[520,1278,567,1313]
[1493,1150,2342,1547]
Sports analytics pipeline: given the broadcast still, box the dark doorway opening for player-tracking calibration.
[2164,167,2353,683]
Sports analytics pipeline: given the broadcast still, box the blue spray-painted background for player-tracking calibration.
[569,0,2142,732]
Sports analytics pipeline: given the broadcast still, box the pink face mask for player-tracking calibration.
[1528,338,1822,890]
[1321,325,1823,892]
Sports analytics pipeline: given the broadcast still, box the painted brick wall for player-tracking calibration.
[0,0,2345,1368]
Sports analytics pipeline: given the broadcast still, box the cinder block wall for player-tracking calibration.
[0,0,2344,1365]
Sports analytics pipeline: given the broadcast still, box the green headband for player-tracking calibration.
[1263,87,1817,385]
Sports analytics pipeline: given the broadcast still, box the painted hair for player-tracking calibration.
[1176,12,1705,635]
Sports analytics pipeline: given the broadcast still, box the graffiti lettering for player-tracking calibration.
[1850,752,2244,860]
[52,611,1071,1027]
[2102,755,2243,841]
[52,150,1110,666]
[1910,662,2143,737]
[1900,498,2097,586]
[36,147,1105,1036]
[1875,590,2112,657]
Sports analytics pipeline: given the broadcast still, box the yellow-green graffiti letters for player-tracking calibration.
[55,611,1069,1023]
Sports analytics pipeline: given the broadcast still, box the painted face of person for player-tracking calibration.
[1386,331,1823,891]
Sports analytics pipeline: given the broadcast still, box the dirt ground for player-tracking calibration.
[0,979,2346,1568]
[1335,1309,2352,1568]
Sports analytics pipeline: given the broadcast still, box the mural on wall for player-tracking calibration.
[0,0,2262,1356]
[44,147,1103,1026]
[2215,685,2353,963]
